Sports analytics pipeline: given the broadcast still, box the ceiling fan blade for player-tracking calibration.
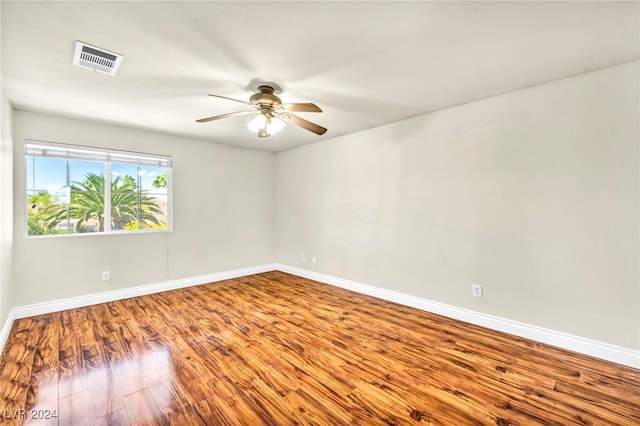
[277,112,327,135]
[279,103,323,113]
[196,110,255,123]
[208,94,250,105]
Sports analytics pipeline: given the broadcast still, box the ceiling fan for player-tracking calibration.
[196,83,327,138]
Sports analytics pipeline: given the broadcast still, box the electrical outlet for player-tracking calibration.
[301,254,307,262]
[311,256,317,264]
[472,284,483,298]
[102,271,110,281]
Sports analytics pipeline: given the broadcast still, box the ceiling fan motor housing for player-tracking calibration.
[250,85,282,109]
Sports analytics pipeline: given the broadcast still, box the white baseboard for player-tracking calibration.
[275,264,640,370]
[2,263,638,370]
[0,263,277,355]
[0,310,15,357]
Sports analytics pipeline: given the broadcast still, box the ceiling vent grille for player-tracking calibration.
[72,41,123,76]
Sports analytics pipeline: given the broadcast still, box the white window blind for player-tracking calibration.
[25,140,172,168]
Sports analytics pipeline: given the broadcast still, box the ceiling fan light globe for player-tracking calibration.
[248,113,285,136]
[269,116,286,133]
[248,114,267,132]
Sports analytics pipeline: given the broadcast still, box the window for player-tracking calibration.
[25,140,172,236]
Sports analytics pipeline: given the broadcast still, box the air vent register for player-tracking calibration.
[72,41,123,76]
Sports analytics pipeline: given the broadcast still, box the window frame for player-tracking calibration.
[25,139,173,238]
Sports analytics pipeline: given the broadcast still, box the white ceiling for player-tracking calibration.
[2,1,638,152]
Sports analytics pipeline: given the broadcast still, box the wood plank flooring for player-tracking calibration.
[0,271,638,425]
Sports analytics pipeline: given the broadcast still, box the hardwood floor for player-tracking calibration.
[0,271,638,425]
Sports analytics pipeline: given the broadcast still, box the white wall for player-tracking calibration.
[12,111,275,306]
[276,62,639,350]
[0,93,13,325]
